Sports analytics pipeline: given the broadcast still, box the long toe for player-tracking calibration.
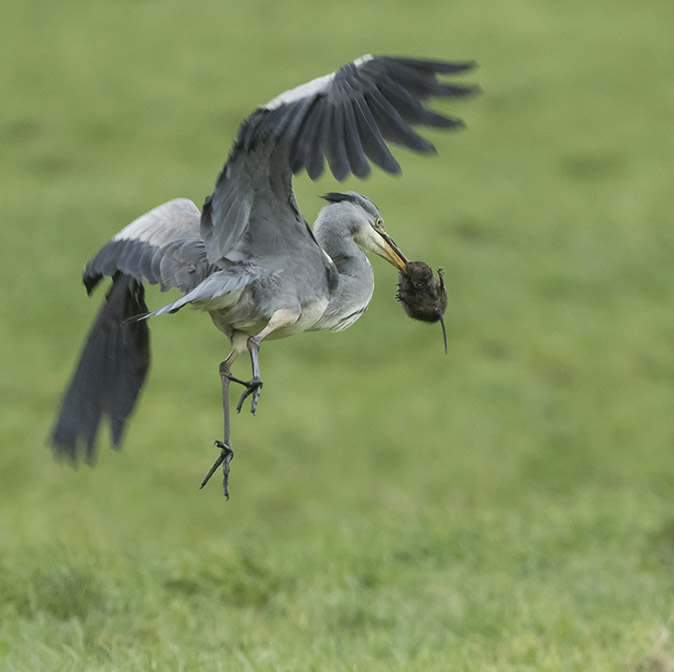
[201,440,234,498]
[217,440,234,499]
[235,378,263,414]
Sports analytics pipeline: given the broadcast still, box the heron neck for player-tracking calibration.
[316,227,371,279]
[311,226,375,332]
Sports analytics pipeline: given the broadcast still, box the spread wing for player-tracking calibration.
[52,199,217,459]
[84,198,216,295]
[200,55,478,263]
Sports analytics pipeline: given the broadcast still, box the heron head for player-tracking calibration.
[319,192,409,273]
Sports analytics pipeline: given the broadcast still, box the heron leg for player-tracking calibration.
[200,355,237,498]
[201,310,300,496]
[232,335,263,414]
[230,308,301,415]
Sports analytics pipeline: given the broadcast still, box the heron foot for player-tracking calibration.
[227,375,263,415]
[200,440,234,499]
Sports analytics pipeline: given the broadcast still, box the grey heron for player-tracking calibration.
[50,55,478,497]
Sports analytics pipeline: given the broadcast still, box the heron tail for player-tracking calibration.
[50,273,150,464]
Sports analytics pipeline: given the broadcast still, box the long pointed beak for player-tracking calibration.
[376,231,409,274]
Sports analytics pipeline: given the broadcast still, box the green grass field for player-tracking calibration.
[2,0,674,669]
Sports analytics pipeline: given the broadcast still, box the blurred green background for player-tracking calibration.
[2,0,674,669]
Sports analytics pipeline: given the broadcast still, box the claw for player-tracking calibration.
[201,440,234,499]
[235,378,263,414]
[226,373,263,414]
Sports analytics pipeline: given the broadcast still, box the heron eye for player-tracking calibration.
[374,217,385,232]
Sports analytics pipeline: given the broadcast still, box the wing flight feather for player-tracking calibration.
[200,55,478,263]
